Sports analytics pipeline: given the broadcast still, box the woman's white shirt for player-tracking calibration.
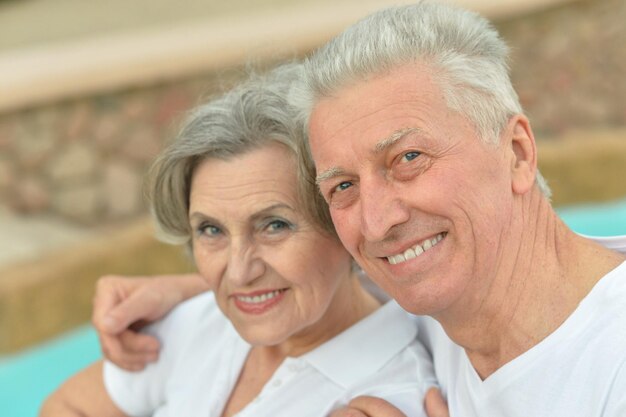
[103,292,435,417]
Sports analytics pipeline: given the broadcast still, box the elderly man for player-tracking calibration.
[300,2,626,416]
[93,2,626,416]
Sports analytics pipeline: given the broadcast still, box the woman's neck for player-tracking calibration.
[221,274,381,417]
[266,273,381,358]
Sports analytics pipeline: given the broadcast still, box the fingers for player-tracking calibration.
[99,330,160,371]
[119,329,160,353]
[91,273,197,371]
[329,407,369,417]
[104,288,166,332]
[424,388,449,417]
[347,396,407,417]
[92,275,129,334]
[92,275,163,370]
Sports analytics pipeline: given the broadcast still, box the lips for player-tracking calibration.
[386,232,447,265]
[231,288,288,314]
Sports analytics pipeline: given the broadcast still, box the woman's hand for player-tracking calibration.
[92,273,210,370]
[424,388,449,417]
[330,397,408,417]
[329,389,449,417]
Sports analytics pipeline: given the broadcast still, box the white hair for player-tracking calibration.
[297,1,551,197]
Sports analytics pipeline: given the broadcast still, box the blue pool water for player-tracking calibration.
[1,198,625,416]
[557,199,626,236]
[0,325,100,417]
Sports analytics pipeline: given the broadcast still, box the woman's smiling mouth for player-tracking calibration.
[232,288,289,314]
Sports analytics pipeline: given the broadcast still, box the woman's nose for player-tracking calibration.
[225,240,265,287]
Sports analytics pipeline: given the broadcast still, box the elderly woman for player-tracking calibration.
[41,63,435,417]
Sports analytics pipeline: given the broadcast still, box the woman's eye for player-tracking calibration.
[400,151,421,163]
[266,219,291,233]
[199,224,221,236]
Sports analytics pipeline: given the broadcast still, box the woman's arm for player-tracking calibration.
[92,273,210,370]
[40,361,128,417]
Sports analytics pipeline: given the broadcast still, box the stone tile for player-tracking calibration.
[64,101,94,142]
[121,126,162,162]
[93,112,123,150]
[0,156,14,193]
[0,116,15,151]
[47,143,99,184]
[103,162,143,217]
[153,88,193,128]
[13,176,50,213]
[122,91,154,120]
[14,115,57,170]
[51,183,101,222]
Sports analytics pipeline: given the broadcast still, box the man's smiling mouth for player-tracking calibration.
[386,232,447,265]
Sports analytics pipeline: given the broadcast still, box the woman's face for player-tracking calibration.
[188,143,353,347]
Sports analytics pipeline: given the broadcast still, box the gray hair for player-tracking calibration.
[298,1,550,197]
[149,62,335,245]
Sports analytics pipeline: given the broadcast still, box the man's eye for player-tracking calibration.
[400,151,421,163]
[335,181,353,192]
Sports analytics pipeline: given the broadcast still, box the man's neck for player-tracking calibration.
[438,190,624,379]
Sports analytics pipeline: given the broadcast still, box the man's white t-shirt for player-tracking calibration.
[416,236,626,417]
[104,294,436,417]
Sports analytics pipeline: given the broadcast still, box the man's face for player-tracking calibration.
[308,64,516,317]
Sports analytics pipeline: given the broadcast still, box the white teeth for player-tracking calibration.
[236,290,282,304]
[386,233,446,265]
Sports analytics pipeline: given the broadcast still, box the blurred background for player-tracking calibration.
[0,0,624,415]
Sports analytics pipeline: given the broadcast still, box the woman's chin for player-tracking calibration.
[232,322,292,347]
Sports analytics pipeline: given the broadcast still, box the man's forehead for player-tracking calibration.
[309,65,440,134]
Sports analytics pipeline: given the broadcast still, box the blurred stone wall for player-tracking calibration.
[499,0,626,137]
[0,68,251,223]
[0,0,623,225]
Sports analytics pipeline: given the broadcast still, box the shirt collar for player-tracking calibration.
[300,300,417,388]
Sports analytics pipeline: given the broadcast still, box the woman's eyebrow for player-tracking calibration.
[249,203,295,221]
[189,211,217,224]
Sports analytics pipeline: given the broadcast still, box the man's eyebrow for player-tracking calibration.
[315,128,423,185]
[316,167,345,186]
[374,127,423,154]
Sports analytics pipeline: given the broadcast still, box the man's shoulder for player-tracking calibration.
[583,234,626,255]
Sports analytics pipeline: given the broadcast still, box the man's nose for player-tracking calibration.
[359,175,410,242]
[225,239,265,287]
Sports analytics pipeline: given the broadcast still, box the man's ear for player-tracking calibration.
[506,115,537,195]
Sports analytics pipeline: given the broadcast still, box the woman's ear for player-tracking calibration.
[506,115,537,195]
